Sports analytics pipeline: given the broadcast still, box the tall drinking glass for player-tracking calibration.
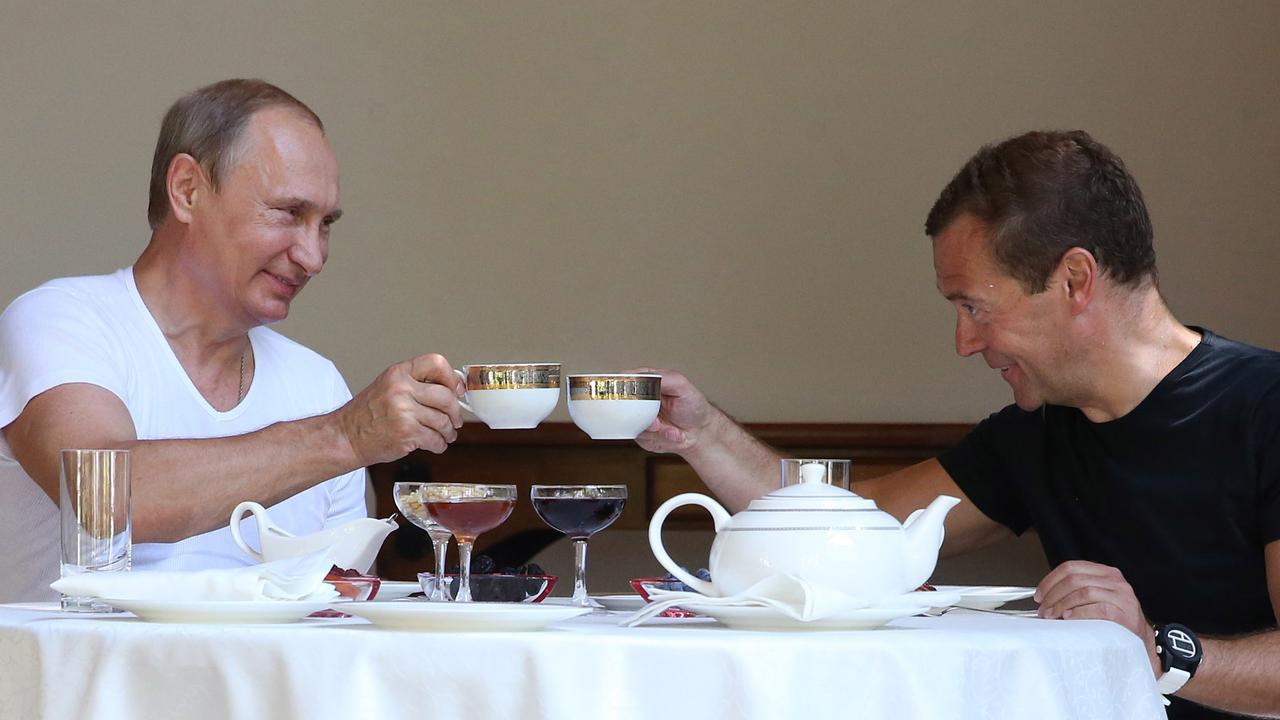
[393,481,455,601]
[780,459,851,490]
[59,449,131,612]
[530,485,627,607]
[422,483,516,603]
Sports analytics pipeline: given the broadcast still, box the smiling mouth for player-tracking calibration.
[265,271,305,295]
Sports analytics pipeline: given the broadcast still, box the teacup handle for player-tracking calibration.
[452,368,474,413]
[648,493,730,597]
[229,501,267,562]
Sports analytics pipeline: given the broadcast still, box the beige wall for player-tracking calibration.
[3,2,1277,423]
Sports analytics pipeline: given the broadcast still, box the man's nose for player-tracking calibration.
[289,226,327,276]
[955,314,985,357]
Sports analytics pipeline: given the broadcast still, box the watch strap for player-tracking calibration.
[1153,623,1202,701]
[1155,666,1191,695]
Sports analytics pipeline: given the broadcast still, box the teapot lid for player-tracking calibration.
[749,461,878,511]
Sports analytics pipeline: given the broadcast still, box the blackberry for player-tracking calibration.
[516,563,546,576]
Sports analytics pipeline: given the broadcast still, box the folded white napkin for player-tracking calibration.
[623,573,869,627]
[50,551,339,602]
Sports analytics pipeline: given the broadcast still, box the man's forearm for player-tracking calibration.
[127,412,360,542]
[679,409,779,512]
[1177,631,1280,717]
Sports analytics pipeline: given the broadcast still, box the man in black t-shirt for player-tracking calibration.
[634,131,1280,719]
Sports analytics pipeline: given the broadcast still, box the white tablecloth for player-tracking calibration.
[0,602,1166,720]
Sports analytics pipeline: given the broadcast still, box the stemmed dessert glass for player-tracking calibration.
[530,485,627,607]
[422,483,517,603]
[393,482,456,601]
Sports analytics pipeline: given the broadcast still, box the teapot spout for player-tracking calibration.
[901,495,961,590]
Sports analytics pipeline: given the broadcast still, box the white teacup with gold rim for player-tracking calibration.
[567,373,662,439]
[453,363,561,429]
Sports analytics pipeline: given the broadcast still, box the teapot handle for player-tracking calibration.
[648,493,730,597]
[229,501,268,562]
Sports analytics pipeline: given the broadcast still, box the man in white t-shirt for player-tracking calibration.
[0,79,466,602]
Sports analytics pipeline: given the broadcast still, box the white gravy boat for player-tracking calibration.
[229,501,397,574]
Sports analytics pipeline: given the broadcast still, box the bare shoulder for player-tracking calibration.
[3,383,137,502]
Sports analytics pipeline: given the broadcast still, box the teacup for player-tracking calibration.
[454,363,561,429]
[567,374,662,439]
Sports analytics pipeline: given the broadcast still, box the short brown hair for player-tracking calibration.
[146,79,324,229]
[925,130,1156,292]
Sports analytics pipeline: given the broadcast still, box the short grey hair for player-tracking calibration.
[147,79,324,229]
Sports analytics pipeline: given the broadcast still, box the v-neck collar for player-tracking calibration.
[124,266,255,420]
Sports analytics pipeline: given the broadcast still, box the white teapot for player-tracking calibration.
[229,501,397,574]
[648,463,960,602]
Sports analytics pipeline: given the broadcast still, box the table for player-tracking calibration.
[0,602,1167,720]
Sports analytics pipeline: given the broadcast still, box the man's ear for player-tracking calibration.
[165,154,206,225]
[1058,247,1098,314]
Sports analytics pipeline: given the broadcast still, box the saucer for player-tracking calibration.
[934,586,1036,611]
[901,589,961,609]
[592,595,646,612]
[374,581,421,601]
[677,602,927,631]
[338,600,590,631]
[672,590,960,631]
[102,598,334,624]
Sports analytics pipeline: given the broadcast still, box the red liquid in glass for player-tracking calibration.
[426,499,515,539]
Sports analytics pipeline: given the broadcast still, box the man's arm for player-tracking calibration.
[1037,541,1280,716]
[4,353,464,543]
[633,369,779,512]
[635,369,1012,556]
[853,458,1014,557]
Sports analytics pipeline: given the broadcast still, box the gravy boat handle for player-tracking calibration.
[229,501,269,562]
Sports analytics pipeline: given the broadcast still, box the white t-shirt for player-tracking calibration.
[0,267,368,602]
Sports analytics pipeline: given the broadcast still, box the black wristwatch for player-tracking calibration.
[1154,623,1203,696]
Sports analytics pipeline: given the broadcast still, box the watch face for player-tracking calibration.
[1165,627,1198,660]
[1157,623,1202,677]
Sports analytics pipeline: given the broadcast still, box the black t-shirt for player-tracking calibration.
[939,329,1280,720]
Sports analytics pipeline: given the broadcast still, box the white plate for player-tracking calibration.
[678,602,927,631]
[375,581,421,601]
[593,594,646,612]
[102,598,333,624]
[338,600,591,631]
[934,585,1036,611]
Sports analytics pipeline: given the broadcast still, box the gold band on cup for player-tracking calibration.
[567,375,661,401]
[466,364,561,390]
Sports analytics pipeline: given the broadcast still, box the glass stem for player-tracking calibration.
[432,535,451,601]
[572,538,590,607]
[456,539,474,603]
